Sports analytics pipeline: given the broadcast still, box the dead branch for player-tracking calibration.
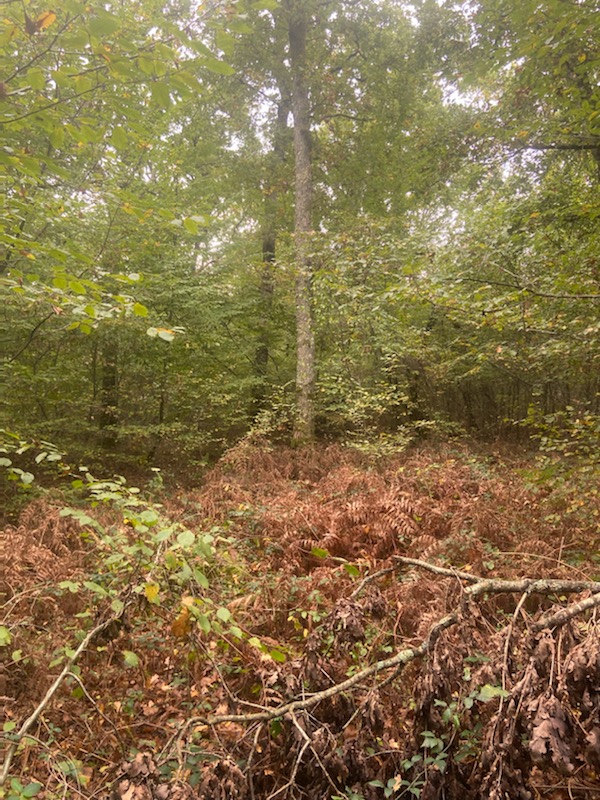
[394,556,600,596]
[163,610,458,743]
[394,556,481,583]
[160,562,600,757]
[532,591,600,632]
[467,578,600,597]
[0,608,127,786]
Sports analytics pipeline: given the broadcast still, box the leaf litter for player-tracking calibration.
[1,442,599,799]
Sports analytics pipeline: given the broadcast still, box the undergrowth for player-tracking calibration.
[1,442,599,799]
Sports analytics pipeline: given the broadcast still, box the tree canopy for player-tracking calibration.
[2,0,598,469]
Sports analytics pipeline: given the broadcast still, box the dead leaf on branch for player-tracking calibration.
[529,693,576,774]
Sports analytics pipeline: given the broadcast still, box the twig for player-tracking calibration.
[351,566,396,599]
[500,592,529,711]
[393,556,481,583]
[0,609,126,786]
[64,672,125,753]
[166,571,600,745]
[289,712,338,794]
[266,732,310,800]
[246,723,263,800]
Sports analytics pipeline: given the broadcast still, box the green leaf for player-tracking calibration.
[216,29,235,56]
[0,457,12,467]
[343,563,360,577]
[311,547,329,559]
[111,598,125,615]
[183,217,199,234]
[476,684,510,703]
[111,126,129,150]
[228,19,254,35]
[151,82,171,109]
[22,783,43,798]
[59,580,81,593]
[216,607,231,623]
[27,68,46,91]
[89,10,120,38]
[20,472,34,485]
[49,126,65,149]
[83,580,109,597]
[133,302,148,317]
[200,56,235,76]
[269,648,286,663]
[193,568,209,589]
[177,530,195,548]
[251,0,279,9]
[197,613,211,634]
[123,650,140,668]
[3,720,17,732]
[69,280,86,294]
[0,625,12,646]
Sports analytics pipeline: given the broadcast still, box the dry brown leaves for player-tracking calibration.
[3,443,600,799]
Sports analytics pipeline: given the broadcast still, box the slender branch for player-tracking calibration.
[532,592,600,632]
[455,276,600,301]
[8,312,55,363]
[0,81,109,125]
[5,19,76,83]
[267,726,311,800]
[350,566,396,599]
[394,556,600,595]
[170,610,459,733]
[0,609,126,786]
[514,141,600,153]
[393,556,481,583]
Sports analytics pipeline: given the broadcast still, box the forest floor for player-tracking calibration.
[2,439,600,800]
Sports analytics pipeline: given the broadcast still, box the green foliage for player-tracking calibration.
[3,778,42,800]
[1,0,598,473]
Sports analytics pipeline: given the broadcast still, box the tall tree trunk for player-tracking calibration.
[251,87,292,419]
[286,0,316,444]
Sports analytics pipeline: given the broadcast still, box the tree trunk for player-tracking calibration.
[99,336,119,451]
[286,0,316,444]
[251,86,292,419]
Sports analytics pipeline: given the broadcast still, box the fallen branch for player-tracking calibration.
[394,556,600,596]
[160,609,458,757]
[532,591,600,632]
[165,563,600,738]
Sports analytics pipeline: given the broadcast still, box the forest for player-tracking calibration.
[1,0,599,798]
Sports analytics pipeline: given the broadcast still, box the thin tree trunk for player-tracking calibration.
[251,87,291,419]
[99,337,118,451]
[286,0,316,444]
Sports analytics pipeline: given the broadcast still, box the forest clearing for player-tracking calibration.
[1,0,599,798]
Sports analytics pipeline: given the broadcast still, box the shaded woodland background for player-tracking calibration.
[1,0,599,472]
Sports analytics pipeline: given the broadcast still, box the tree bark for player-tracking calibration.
[251,86,292,419]
[286,0,316,444]
[99,336,119,451]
